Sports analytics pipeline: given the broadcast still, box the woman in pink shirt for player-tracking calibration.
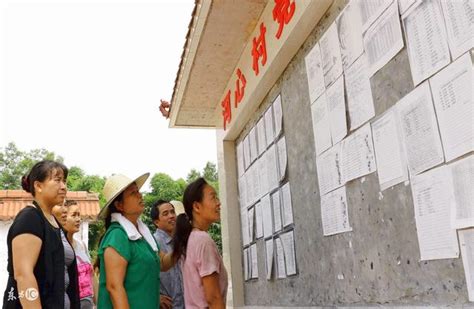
[173,178,228,309]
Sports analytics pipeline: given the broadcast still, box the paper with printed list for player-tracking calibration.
[320,186,352,236]
[271,190,282,233]
[363,1,404,77]
[305,42,325,104]
[264,106,274,147]
[281,182,294,228]
[398,0,421,15]
[243,135,250,170]
[358,0,393,31]
[397,82,444,175]
[280,230,297,276]
[236,142,244,177]
[265,238,274,280]
[277,136,287,182]
[243,248,249,281]
[255,203,263,240]
[336,0,364,70]
[429,53,474,162]
[311,93,332,156]
[266,145,279,192]
[440,0,474,61]
[248,207,254,243]
[261,194,273,239]
[459,229,474,302]
[410,165,459,260]
[449,155,474,230]
[326,75,347,144]
[258,154,269,199]
[238,176,247,209]
[275,237,286,279]
[344,54,375,130]
[250,243,258,279]
[341,123,377,183]
[371,107,408,191]
[249,126,258,164]
[273,95,283,139]
[320,22,343,88]
[241,208,250,247]
[257,117,267,156]
[403,0,450,86]
[316,142,344,195]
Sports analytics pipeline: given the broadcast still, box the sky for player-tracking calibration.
[0,0,218,187]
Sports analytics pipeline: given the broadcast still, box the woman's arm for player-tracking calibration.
[12,234,42,309]
[104,247,129,309]
[202,272,225,309]
[159,251,176,272]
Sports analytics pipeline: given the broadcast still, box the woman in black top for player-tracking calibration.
[2,160,80,309]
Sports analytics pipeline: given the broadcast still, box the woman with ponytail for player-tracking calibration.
[2,160,80,309]
[173,177,228,309]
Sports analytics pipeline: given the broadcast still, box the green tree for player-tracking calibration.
[186,168,201,184]
[0,142,63,189]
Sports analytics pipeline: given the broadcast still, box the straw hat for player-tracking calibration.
[98,173,150,219]
[170,200,185,216]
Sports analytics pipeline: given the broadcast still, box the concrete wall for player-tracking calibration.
[226,0,471,306]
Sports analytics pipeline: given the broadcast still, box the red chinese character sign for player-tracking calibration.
[251,23,267,76]
[272,0,296,39]
[221,90,232,130]
[234,69,246,107]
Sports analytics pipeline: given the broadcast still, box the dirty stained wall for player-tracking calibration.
[237,0,470,306]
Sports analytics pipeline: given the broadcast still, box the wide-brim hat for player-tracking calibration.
[170,200,185,216]
[98,172,150,219]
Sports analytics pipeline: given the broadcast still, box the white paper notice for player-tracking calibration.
[277,136,288,182]
[440,0,474,60]
[255,202,264,239]
[337,0,364,70]
[275,237,286,279]
[265,239,274,280]
[326,75,347,144]
[398,0,421,15]
[316,143,344,195]
[250,243,258,279]
[397,82,445,175]
[273,95,283,139]
[264,106,274,147]
[257,117,267,157]
[266,145,279,192]
[358,0,393,31]
[459,229,474,302]
[258,154,269,198]
[241,208,250,246]
[280,230,297,276]
[281,182,294,227]
[305,42,326,104]
[243,248,249,281]
[429,53,474,162]
[345,54,376,130]
[410,165,459,260]
[271,190,282,233]
[372,107,409,191]
[320,22,343,87]
[449,155,474,229]
[249,126,258,164]
[237,142,245,178]
[363,1,404,77]
[261,194,273,239]
[320,186,352,236]
[243,135,251,170]
[403,0,450,86]
[248,207,255,242]
[238,176,247,209]
[341,123,377,182]
[311,93,332,156]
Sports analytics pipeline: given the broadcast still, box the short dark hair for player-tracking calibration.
[151,199,172,221]
[21,160,68,197]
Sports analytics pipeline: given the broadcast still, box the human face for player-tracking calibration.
[35,168,67,208]
[63,205,81,234]
[154,203,176,235]
[194,184,221,225]
[116,183,144,217]
[52,203,67,226]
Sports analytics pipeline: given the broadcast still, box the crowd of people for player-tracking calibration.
[2,160,227,308]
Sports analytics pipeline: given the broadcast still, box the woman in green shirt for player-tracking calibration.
[97,173,176,309]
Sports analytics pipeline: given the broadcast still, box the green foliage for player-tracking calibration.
[0,142,63,189]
